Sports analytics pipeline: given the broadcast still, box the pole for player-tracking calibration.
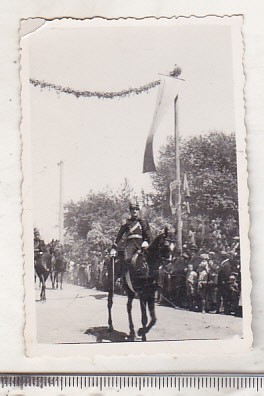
[112,255,115,297]
[58,160,64,244]
[174,96,182,252]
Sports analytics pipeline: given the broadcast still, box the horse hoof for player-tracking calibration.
[138,328,146,341]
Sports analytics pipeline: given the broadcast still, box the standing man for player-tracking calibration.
[112,202,152,271]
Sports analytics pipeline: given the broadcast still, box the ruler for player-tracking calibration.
[0,374,264,392]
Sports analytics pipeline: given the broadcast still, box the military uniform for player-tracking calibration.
[114,217,152,264]
[34,237,45,266]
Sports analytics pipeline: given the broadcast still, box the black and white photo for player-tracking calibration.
[21,16,251,356]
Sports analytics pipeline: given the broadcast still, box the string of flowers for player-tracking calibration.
[29,78,162,99]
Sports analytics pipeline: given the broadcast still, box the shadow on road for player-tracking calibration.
[85,326,129,342]
[89,293,108,300]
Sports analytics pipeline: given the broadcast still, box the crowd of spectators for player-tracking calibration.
[159,245,240,316]
[159,217,241,315]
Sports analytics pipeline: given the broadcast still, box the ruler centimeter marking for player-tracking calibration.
[0,375,264,391]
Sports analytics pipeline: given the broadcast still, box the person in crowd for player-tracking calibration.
[216,239,225,254]
[92,252,100,288]
[207,259,218,313]
[212,224,221,240]
[171,251,189,307]
[199,249,209,262]
[226,274,240,315]
[186,263,198,311]
[188,245,202,271]
[187,225,196,246]
[203,220,211,248]
[98,252,105,290]
[196,219,205,248]
[217,252,232,314]
[68,260,75,283]
[197,261,208,313]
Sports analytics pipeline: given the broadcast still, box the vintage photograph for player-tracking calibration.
[21,17,251,354]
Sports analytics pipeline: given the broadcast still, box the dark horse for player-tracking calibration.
[107,228,175,341]
[42,246,55,289]
[34,238,49,301]
[53,249,66,289]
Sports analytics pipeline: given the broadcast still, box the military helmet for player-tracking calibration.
[129,201,139,210]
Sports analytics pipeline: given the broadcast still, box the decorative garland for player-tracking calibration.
[29,78,161,99]
[29,66,182,100]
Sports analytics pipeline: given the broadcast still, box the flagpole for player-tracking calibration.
[174,96,182,252]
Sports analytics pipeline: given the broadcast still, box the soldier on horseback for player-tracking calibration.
[34,228,45,265]
[108,205,176,341]
[34,228,49,301]
[111,202,152,273]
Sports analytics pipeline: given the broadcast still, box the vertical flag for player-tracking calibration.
[183,173,191,214]
[169,180,179,215]
[143,77,180,173]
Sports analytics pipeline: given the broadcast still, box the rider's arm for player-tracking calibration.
[140,219,152,244]
[113,223,128,247]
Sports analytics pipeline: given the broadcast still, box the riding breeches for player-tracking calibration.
[124,239,142,262]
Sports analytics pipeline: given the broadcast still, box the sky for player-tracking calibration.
[22,18,239,241]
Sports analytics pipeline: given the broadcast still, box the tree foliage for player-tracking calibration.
[64,180,137,252]
[150,131,238,220]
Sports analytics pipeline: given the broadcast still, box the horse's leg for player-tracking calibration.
[41,282,46,301]
[40,281,43,300]
[60,272,63,290]
[138,297,148,342]
[145,296,157,334]
[39,275,46,301]
[52,271,55,289]
[107,290,114,332]
[55,272,58,289]
[42,270,49,301]
[127,291,135,341]
[38,276,43,300]
[50,271,55,289]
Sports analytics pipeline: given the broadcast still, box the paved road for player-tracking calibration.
[36,281,243,344]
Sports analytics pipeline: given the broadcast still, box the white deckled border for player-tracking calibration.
[20,16,252,359]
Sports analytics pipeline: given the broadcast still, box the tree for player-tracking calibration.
[86,222,112,251]
[64,190,117,241]
[64,180,137,253]
[150,131,239,221]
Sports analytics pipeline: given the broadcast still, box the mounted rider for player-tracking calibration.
[34,228,45,266]
[112,202,152,272]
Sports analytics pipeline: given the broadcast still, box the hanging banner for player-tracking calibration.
[169,180,179,215]
[143,77,180,173]
[183,173,191,214]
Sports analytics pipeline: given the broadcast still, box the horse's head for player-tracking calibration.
[149,227,177,262]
